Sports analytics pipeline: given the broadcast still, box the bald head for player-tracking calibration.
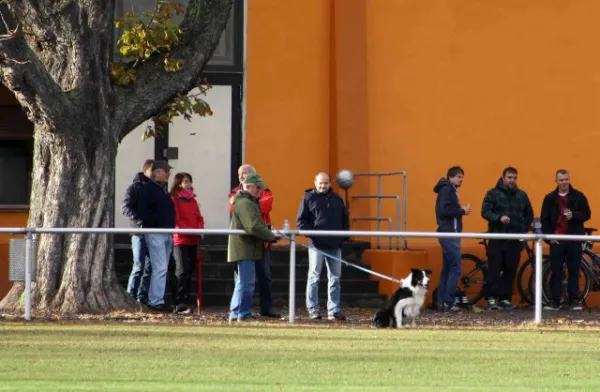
[314,172,331,194]
[238,164,256,184]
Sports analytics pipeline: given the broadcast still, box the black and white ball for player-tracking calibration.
[335,169,354,189]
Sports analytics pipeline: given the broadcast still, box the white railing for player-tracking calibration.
[1,227,596,324]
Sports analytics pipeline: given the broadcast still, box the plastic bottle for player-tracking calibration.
[533,218,542,234]
[283,219,290,232]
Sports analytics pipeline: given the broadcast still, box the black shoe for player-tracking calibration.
[260,311,281,319]
[328,312,346,321]
[176,304,192,314]
[147,303,172,313]
[543,302,561,311]
[569,300,583,311]
[309,311,322,320]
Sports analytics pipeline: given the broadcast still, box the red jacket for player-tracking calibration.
[228,186,273,225]
[229,185,274,249]
[172,190,205,246]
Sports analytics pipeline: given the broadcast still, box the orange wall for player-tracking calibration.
[248,1,600,237]
[0,211,28,298]
[365,0,600,244]
[246,0,332,229]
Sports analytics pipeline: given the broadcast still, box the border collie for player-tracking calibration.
[372,269,431,329]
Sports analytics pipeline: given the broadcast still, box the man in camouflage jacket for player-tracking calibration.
[481,167,533,310]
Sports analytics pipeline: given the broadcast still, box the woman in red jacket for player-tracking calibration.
[170,172,205,313]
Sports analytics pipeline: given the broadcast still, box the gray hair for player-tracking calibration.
[240,164,256,174]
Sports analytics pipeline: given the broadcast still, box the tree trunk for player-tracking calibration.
[0,124,136,313]
[0,0,233,313]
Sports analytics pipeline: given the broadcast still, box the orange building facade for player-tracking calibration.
[245,0,600,305]
[3,0,600,305]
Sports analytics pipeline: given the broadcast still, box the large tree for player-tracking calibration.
[0,0,232,313]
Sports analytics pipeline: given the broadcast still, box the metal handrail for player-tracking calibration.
[6,226,593,326]
[352,171,407,250]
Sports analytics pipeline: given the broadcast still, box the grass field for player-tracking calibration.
[1,322,600,391]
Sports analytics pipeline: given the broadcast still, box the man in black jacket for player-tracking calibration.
[541,169,591,311]
[481,167,533,310]
[121,159,154,304]
[297,172,350,321]
[137,160,175,312]
[433,166,471,312]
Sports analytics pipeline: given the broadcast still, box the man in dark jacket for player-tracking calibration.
[541,169,591,311]
[121,159,154,304]
[481,167,533,310]
[296,172,350,321]
[227,174,277,322]
[137,160,175,312]
[433,166,471,312]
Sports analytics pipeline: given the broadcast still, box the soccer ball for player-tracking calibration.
[335,169,354,190]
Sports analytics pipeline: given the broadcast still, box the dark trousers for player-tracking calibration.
[256,250,273,314]
[485,240,522,302]
[549,241,582,304]
[233,250,274,313]
[164,252,179,305]
[173,245,197,306]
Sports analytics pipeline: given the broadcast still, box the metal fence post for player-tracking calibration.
[25,230,33,321]
[534,238,543,325]
[402,171,408,250]
[288,233,296,324]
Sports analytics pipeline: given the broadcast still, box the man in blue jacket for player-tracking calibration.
[121,159,154,305]
[296,172,350,321]
[433,166,472,312]
[137,160,175,312]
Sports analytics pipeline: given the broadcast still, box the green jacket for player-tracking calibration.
[481,178,534,234]
[228,191,275,262]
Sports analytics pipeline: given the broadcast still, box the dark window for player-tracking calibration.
[0,140,33,207]
[115,0,239,69]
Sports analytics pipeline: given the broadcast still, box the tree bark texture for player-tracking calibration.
[0,0,232,313]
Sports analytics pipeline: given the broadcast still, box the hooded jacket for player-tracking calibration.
[433,178,464,233]
[228,191,275,262]
[541,185,591,236]
[481,178,533,234]
[296,188,350,250]
[121,172,151,229]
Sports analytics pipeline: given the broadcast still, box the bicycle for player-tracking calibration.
[460,232,542,306]
[518,227,599,306]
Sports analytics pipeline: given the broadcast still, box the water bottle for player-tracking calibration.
[533,218,542,234]
[283,219,290,233]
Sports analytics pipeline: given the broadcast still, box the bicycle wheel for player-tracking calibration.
[517,256,550,305]
[516,258,535,304]
[541,260,592,305]
[459,253,487,305]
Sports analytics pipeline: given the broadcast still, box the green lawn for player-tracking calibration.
[0,323,599,391]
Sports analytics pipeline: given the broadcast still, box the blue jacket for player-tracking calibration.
[137,180,176,229]
[433,178,464,233]
[296,188,350,250]
[121,172,151,229]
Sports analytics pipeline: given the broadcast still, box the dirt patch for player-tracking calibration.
[2,305,599,330]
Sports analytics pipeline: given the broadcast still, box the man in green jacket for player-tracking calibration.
[481,167,533,310]
[228,174,277,322]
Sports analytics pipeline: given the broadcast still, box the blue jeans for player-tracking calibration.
[306,246,342,316]
[255,250,273,313]
[144,233,173,306]
[437,238,462,307]
[229,260,256,321]
[127,235,152,302]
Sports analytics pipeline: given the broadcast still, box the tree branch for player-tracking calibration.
[113,0,233,140]
[0,3,73,127]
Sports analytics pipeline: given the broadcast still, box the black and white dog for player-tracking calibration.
[372,269,432,329]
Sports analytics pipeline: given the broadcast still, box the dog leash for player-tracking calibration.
[274,229,403,285]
